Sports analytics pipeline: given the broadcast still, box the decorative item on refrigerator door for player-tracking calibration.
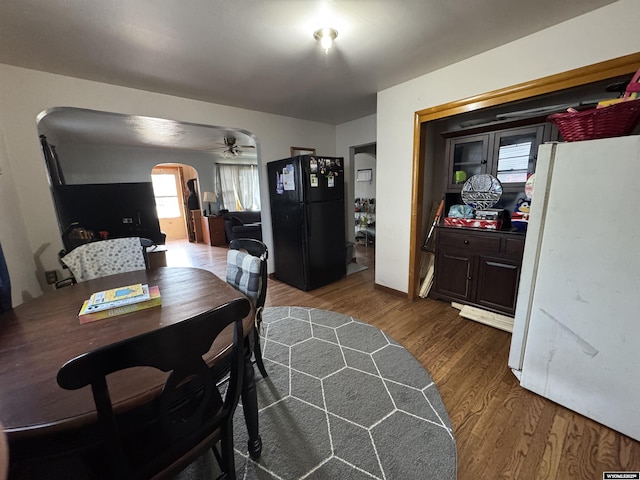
[319,159,326,175]
[283,164,295,191]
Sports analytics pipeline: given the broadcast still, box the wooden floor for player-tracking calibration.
[166,238,640,479]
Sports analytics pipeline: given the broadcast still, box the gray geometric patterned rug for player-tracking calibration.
[179,306,457,480]
[239,306,456,479]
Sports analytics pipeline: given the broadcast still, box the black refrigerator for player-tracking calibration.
[267,155,346,291]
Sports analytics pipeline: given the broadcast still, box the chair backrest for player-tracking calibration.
[57,297,251,479]
[227,239,268,310]
[60,237,148,282]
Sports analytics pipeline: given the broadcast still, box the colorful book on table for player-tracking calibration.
[79,286,162,324]
[84,283,150,313]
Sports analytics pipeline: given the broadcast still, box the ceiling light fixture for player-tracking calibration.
[313,27,338,54]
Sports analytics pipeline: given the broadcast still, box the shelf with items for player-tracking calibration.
[354,197,375,214]
[354,212,375,245]
[354,197,376,244]
[354,211,376,225]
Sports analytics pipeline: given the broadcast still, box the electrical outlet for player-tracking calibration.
[45,270,58,285]
[123,217,133,224]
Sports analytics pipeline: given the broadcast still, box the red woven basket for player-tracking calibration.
[547,98,640,142]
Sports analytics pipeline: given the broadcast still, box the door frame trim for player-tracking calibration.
[408,52,640,299]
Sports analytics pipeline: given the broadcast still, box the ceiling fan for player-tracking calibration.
[216,134,255,158]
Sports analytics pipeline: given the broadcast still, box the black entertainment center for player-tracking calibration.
[52,182,164,250]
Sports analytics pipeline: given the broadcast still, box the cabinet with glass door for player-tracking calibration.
[444,122,557,193]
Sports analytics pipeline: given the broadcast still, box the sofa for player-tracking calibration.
[220,210,262,242]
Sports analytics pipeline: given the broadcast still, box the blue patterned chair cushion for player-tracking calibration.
[60,237,147,282]
[226,250,261,307]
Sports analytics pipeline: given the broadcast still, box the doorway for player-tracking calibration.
[354,147,376,247]
[151,164,198,241]
[351,143,376,268]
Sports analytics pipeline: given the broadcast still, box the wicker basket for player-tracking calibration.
[547,98,640,142]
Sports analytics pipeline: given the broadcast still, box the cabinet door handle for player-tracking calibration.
[481,159,487,164]
[464,240,470,245]
[467,276,473,281]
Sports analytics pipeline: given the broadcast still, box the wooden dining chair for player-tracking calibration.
[57,297,251,480]
[226,238,269,378]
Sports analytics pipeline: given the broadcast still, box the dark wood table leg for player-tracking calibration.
[242,338,262,459]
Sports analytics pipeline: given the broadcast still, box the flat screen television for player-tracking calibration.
[53,182,163,250]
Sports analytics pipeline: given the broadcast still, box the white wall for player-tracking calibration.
[0,65,336,304]
[375,0,640,293]
[336,114,377,243]
[354,153,376,200]
[59,144,217,185]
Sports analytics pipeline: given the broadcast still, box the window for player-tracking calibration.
[151,173,181,218]
[496,141,532,184]
[217,164,261,211]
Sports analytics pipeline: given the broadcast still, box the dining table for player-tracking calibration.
[0,266,262,472]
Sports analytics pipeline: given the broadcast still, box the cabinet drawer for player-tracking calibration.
[437,229,501,253]
[504,237,525,256]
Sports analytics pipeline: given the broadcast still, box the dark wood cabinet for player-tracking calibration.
[431,226,525,316]
[201,215,226,246]
[444,122,557,193]
[475,254,521,313]
[432,118,556,317]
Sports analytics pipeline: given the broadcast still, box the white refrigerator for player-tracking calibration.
[509,135,640,441]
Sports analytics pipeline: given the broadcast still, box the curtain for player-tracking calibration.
[217,164,261,211]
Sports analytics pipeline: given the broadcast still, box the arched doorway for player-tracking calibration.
[151,163,199,241]
[36,107,259,247]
